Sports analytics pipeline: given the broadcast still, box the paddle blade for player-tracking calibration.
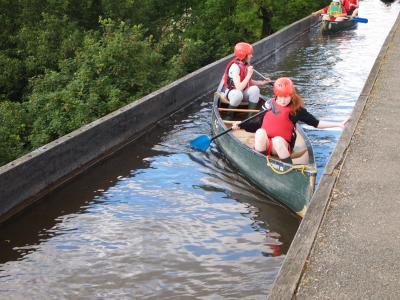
[352,17,368,23]
[190,135,212,152]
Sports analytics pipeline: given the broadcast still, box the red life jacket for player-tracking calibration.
[343,0,358,12]
[261,98,294,143]
[223,58,249,89]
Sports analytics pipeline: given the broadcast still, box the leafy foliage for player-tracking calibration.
[26,19,166,148]
[0,101,29,163]
[0,0,327,166]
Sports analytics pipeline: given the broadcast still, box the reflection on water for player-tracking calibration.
[0,103,299,299]
[0,0,399,298]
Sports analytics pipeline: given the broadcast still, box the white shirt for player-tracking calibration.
[228,63,240,78]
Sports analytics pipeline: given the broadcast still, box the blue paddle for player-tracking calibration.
[351,17,368,23]
[190,108,268,152]
[321,14,368,23]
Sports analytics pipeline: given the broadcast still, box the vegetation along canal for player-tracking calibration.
[0,1,399,298]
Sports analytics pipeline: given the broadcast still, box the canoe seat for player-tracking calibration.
[223,120,241,125]
[219,107,259,113]
[215,92,249,106]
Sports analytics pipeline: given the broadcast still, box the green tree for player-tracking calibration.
[0,53,26,101]
[17,13,84,77]
[250,0,329,36]
[0,101,29,165]
[27,19,166,148]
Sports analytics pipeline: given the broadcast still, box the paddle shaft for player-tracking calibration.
[253,69,275,85]
[321,14,368,23]
[211,109,267,142]
[253,69,269,80]
[351,17,368,23]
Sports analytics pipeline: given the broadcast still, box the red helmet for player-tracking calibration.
[234,42,253,60]
[274,77,295,97]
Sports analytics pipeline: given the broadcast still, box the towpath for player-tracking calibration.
[269,12,400,300]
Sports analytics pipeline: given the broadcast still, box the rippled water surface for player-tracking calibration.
[1,1,399,298]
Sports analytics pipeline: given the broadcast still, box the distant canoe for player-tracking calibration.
[321,18,357,34]
[212,82,317,217]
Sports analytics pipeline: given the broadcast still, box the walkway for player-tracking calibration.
[269,13,400,300]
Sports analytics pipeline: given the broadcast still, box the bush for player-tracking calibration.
[0,101,29,165]
[26,19,166,148]
[0,53,26,101]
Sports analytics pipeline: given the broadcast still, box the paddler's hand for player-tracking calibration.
[232,122,241,130]
[261,78,272,86]
[262,101,271,111]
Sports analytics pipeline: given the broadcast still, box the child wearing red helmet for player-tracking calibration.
[342,0,359,17]
[223,42,271,118]
[233,77,349,163]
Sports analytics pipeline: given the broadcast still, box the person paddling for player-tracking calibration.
[312,0,348,22]
[342,0,359,17]
[232,77,349,164]
[223,42,271,119]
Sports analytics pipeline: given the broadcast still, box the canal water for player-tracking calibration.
[1,1,399,299]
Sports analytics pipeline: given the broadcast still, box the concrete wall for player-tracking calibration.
[0,15,319,224]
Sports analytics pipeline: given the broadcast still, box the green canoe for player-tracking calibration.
[321,18,357,34]
[212,82,317,217]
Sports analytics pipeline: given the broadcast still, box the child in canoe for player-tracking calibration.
[223,42,271,119]
[342,0,359,17]
[232,77,349,163]
[312,0,348,22]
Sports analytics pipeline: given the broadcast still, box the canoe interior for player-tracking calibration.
[213,90,317,216]
[216,92,312,166]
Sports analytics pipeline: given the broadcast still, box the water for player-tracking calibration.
[0,1,399,298]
